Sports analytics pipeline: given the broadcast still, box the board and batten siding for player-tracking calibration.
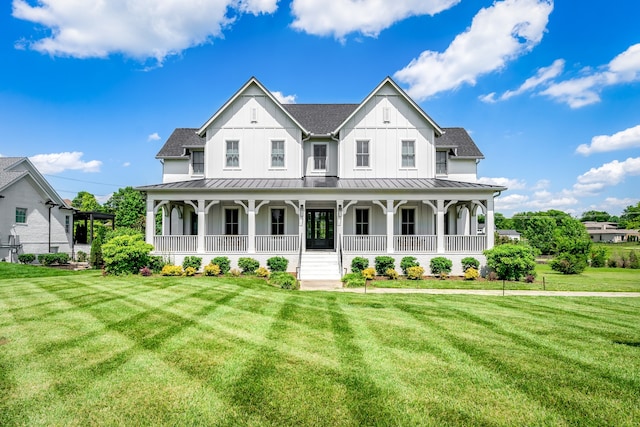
[162,159,190,183]
[445,158,478,183]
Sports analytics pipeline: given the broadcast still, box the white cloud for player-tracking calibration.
[495,193,529,211]
[531,179,550,190]
[394,0,553,100]
[290,0,460,39]
[481,59,564,102]
[29,152,102,174]
[541,43,640,108]
[123,162,131,167]
[576,124,640,156]
[573,157,640,196]
[12,0,279,63]
[147,132,161,142]
[272,91,297,104]
[588,197,639,214]
[477,176,526,190]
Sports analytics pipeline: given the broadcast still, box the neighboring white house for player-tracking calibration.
[0,157,74,262]
[139,77,506,278]
[497,229,521,241]
[583,221,639,243]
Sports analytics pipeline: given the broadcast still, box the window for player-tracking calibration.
[65,215,70,233]
[401,209,415,235]
[401,140,415,168]
[225,209,239,235]
[356,140,369,168]
[436,151,448,175]
[192,150,204,174]
[313,144,327,170]
[271,208,285,235]
[226,140,239,168]
[271,140,285,168]
[15,207,27,224]
[355,208,369,235]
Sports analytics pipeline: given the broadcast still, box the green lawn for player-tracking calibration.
[1,268,639,425]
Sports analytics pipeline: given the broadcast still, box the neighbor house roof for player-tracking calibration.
[0,157,70,208]
[0,157,28,191]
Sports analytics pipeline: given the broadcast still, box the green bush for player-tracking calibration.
[461,257,480,271]
[203,263,221,276]
[429,257,452,276]
[89,234,103,269]
[628,251,639,269]
[211,256,231,274]
[267,256,288,272]
[270,272,298,290]
[102,234,153,275]
[182,256,202,271]
[484,244,536,281]
[18,253,35,264]
[350,257,369,273]
[374,256,395,276]
[550,252,588,274]
[590,247,608,268]
[161,264,184,276]
[76,251,87,262]
[406,265,425,280]
[238,257,259,274]
[37,253,70,266]
[148,256,166,273]
[341,272,365,287]
[400,256,419,275]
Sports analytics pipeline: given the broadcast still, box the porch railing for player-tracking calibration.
[394,235,437,252]
[342,235,387,252]
[205,235,248,252]
[445,235,486,252]
[154,235,197,252]
[255,235,299,252]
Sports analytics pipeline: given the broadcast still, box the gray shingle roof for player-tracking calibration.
[155,128,204,158]
[139,177,505,192]
[437,128,484,159]
[0,157,27,190]
[281,104,359,135]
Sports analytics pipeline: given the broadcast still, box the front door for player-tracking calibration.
[306,209,334,250]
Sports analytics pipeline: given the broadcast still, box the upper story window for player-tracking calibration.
[401,208,415,235]
[314,144,327,170]
[271,140,285,168]
[356,140,370,168]
[15,207,27,224]
[355,208,369,235]
[226,140,239,168]
[65,215,70,233]
[401,140,415,168]
[436,151,448,175]
[191,150,204,174]
[271,208,285,235]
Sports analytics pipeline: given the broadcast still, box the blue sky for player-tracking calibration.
[1,0,639,217]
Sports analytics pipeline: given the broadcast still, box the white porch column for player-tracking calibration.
[145,198,155,246]
[247,200,256,254]
[386,200,394,253]
[197,199,205,253]
[336,200,343,251]
[299,201,305,251]
[486,197,495,249]
[436,199,445,253]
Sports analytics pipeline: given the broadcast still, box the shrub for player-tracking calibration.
[629,251,640,269]
[89,234,104,269]
[607,257,619,268]
[76,251,87,262]
[229,268,241,277]
[590,247,607,268]
[255,266,270,278]
[550,253,588,275]
[238,257,260,274]
[212,256,231,274]
[270,272,299,290]
[341,272,365,288]
[385,268,399,280]
[525,274,536,283]
[430,257,452,276]
[203,263,221,276]
[139,266,152,276]
[38,253,70,266]
[351,257,369,273]
[184,266,197,276]
[400,256,419,275]
[406,265,425,280]
[102,234,153,275]
[461,257,480,272]
[464,267,480,281]
[484,244,536,281]
[18,253,35,264]
[487,271,498,281]
[182,256,202,271]
[362,267,376,280]
[161,264,184,276]
[267,256,288,272]
[148,256,166,273]
[374,256,395,276]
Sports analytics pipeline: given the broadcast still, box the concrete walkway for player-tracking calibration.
[299,282,640,297]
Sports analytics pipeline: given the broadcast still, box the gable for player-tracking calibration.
[0,157,69,208]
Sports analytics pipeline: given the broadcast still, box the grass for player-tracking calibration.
[1,265,639,426]
[0,262,97,279]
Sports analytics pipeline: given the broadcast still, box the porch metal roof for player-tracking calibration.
[138,177,506,192]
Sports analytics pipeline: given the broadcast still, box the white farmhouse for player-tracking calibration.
[139,77,506,278]
[0,157,74,262]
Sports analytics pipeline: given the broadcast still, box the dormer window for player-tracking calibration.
[436,151,448,175]
[313,144,327,170]
[191,150,204,174]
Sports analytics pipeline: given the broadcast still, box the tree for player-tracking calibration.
[72,191,102,212]
[522,216,557,255]
[550,218,592,275]
[494,213,514,230]
[619,202,640,229]
[484,244,536,281]
[580,210,615,223]
[104,187,146,230]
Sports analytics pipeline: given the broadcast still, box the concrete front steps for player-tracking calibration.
[299,251,342,281]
